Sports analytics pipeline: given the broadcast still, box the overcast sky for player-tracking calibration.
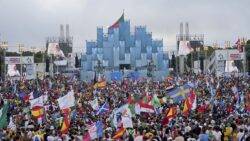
[0,0,249,53]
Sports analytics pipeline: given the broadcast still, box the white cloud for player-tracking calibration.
[0,0,249,53]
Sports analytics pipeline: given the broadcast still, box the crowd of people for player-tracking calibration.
[0,73,249,141]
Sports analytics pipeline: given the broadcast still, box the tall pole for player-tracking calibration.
[3,48,6,81]
[243,38,246,76]
[42,49,45,78]
[191,51,193,73]
[19,44,23,79]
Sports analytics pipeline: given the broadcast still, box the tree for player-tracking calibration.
[246,40,250,73]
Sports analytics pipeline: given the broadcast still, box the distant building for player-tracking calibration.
[80,13,169,82]
[46,24,73,57]
[176,22,204,74]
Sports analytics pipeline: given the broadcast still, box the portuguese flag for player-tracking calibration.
[108,13,124,29]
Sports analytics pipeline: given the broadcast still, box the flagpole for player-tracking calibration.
[243,37,247,76]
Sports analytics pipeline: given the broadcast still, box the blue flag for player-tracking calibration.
[96,121,104,138]
[111,71,123,81]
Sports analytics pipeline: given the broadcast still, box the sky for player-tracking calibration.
[0,0,249,53]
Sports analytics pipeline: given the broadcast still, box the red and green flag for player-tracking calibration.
[108,13,124,29]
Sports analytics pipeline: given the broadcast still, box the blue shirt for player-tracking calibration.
[199,133,209,141]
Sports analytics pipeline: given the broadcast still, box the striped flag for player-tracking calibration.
[139,102,154,113]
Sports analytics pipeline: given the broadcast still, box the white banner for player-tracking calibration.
[5,57,21,65]
[5,56,34,64]
[178,41,193,56]
[26,64,36,80]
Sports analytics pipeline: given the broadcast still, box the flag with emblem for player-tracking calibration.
[60,108,71,134]
[183,98,192,116]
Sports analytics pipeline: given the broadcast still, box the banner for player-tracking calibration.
[26,64,36,80]
[47,43,65,58]
[5,56,34,65]
[178,41,193,56]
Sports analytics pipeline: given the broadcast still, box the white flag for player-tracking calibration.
[57,90,75,110]
[30,96,44,108]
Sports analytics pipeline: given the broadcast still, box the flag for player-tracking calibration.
[8,117,16,131]
[151,94,161,108]
[111,71,123,81]
[112,104,134,128]
[162,107,177,126]
[108,13,124,29]
[89,98,99,110]
[191,94,197,110]
[183,98,192,116]
[86,121,104,140]
[139,102,154,113]
[29,96,45,119]
[127,71,140,80]
[96,102,109,115]
[166,107,177,119]
[94,80,106,89]
[121,115,133,128]
[31,106,44,119]
[113,127,126,140]
[30,95,44,108]
[61,114,70,134]
[167,85,189,102]
[57,90,75,110]
[0,103,9,128]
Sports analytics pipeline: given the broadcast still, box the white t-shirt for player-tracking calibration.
[213,131,222,141]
